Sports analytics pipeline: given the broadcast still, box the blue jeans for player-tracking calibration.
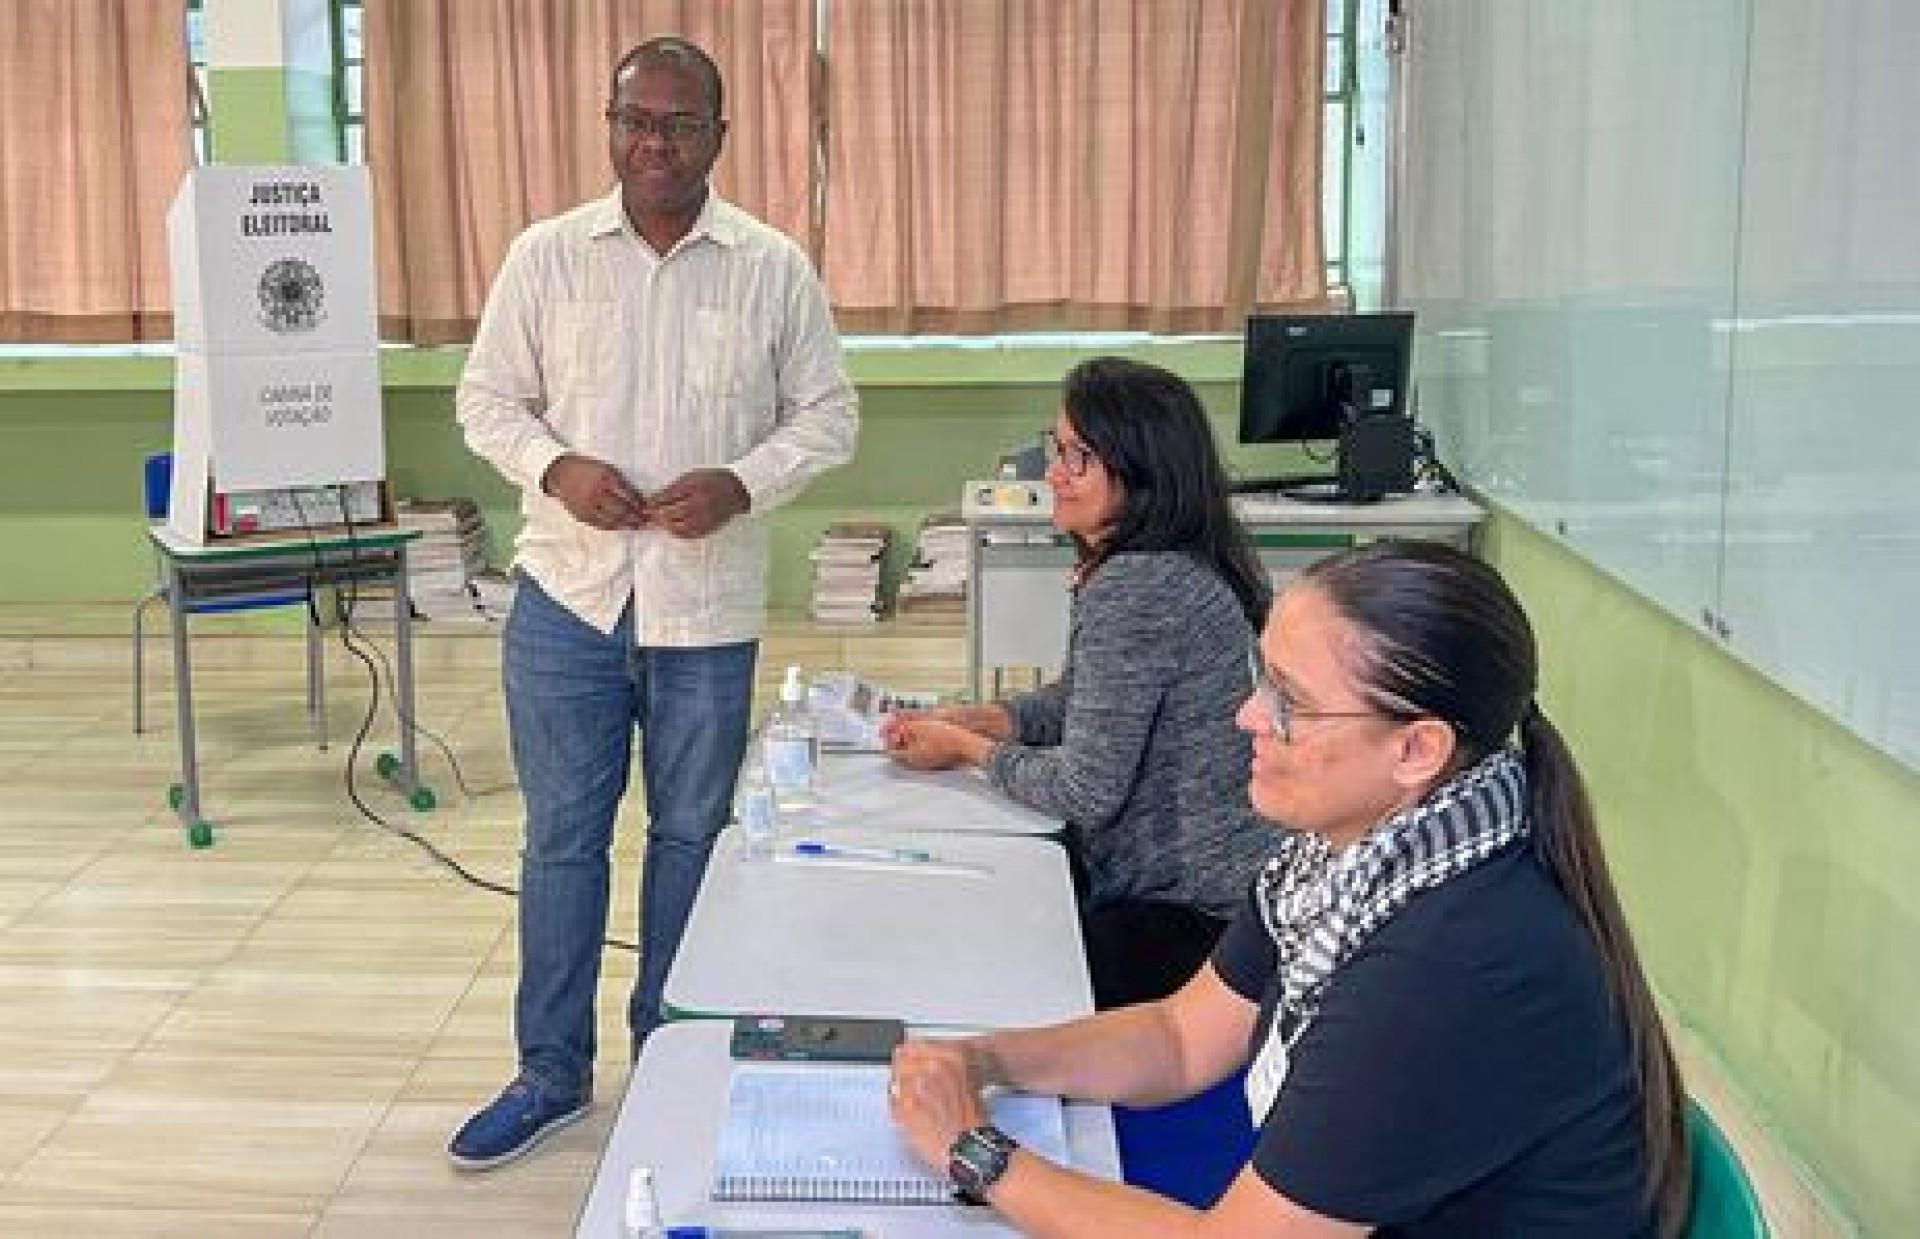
[503,574,755,1100]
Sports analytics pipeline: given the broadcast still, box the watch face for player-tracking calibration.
[948,1125,1017,1200]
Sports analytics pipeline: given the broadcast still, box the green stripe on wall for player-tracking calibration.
[0,360,1313,610]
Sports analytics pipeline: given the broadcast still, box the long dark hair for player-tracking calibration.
[1061,357,1269,627]
[1301,539,1691,1238]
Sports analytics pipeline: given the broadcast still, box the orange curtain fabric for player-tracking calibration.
[822,0,1328,334]
[0,0,192,343]
[363,0,817,344]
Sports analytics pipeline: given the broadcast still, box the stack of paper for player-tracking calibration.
[807,671,941,750]
[396,497,493,622]
[896,510,969,626]
[468,570,516,623]
[809,521,891,625]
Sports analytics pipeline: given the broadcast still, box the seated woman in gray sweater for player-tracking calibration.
[883,357,1278,1007]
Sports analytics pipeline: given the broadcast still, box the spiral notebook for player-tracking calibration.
[712,1063,1069,1205]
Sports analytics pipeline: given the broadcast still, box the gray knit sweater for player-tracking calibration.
[983,551,1281,918]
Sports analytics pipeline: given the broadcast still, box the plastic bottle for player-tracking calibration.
[735,744,780,862]
[763,664,820,815]
[624,1164,665,1239]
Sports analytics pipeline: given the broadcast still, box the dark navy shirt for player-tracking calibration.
[1212,844,1657,1238]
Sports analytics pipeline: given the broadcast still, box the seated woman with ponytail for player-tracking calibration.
[887,540,1692,1239]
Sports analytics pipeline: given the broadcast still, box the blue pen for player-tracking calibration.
[665,1230,863,1239]
[792,839,934,864]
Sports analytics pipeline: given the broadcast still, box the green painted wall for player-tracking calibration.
[205,68,297,162]
[1484,512,1918,1236]
[0,391,170,599]
[206,65,336,163]
[0,353,1292,613]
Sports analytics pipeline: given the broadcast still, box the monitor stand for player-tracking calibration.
[1277,478,1345,503]
[1229,474,1354,504]
[1228,473,1336,496]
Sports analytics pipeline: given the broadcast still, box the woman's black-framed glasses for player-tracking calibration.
[1042,429,1098,478]
[1246,648,1382,743]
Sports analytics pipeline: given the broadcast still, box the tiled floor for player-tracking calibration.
[2,634,598,1236]
[0,612,1851,1237]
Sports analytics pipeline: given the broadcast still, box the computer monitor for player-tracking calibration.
[1237,310,1418,501]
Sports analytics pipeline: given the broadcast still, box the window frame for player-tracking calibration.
[1324,0,1363,302]
[330,0,363,163]
[187,0,209,163]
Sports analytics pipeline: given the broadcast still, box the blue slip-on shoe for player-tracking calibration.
[447,1076,589,1171]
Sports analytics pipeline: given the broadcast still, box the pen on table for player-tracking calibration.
[664,1229,864,1239]
[791,839,934,864]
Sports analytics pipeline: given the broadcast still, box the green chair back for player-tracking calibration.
[1685,1100,1770,1239]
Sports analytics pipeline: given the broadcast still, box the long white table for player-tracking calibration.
[574,1021,1120,1238]
[664,827,1091,1027]
[802,753,1060,837]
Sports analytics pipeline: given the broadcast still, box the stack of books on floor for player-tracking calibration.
[349,570,515,627]
[895,510,969,626]
[469,570,516,622]
[808,521,892,625]
[397,497,494,621]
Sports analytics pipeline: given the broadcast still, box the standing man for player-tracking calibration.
[449,36,857,1171]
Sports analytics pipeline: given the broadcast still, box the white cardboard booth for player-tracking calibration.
[166,165,388,542]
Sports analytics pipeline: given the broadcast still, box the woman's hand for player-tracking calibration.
[875,708,924,751]
[882,704,1013,741]
[882,716,978,770]
[889,1039,990,1170]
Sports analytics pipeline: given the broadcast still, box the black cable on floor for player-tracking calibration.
[313,487,638,954]
[334,603,506,801]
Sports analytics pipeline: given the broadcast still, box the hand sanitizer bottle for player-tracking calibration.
[624,1164,665,1239]
[764,665,819,815]
[735,743,779,862]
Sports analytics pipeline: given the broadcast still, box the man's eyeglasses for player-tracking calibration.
[1246,648,1382,743]
[1043,429,1098,478]
[605,108,718,143]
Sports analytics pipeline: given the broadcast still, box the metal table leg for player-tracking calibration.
[966,527,985,702]
[163,554,215,847]
[375,542,436,811]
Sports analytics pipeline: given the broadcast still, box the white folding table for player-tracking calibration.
[573,1021,1120,1238]
[802,753,1060,837]
[663,827,1090,1028]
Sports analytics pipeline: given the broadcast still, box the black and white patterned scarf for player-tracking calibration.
[1244,747,1529,1122]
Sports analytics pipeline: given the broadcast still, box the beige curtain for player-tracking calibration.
[0,0,191,343]
[364,0,817,345]
[822,0,1328,334]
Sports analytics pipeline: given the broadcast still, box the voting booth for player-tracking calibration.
[166,165,390,543]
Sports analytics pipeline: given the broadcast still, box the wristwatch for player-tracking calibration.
[947,1123,1019,1203]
